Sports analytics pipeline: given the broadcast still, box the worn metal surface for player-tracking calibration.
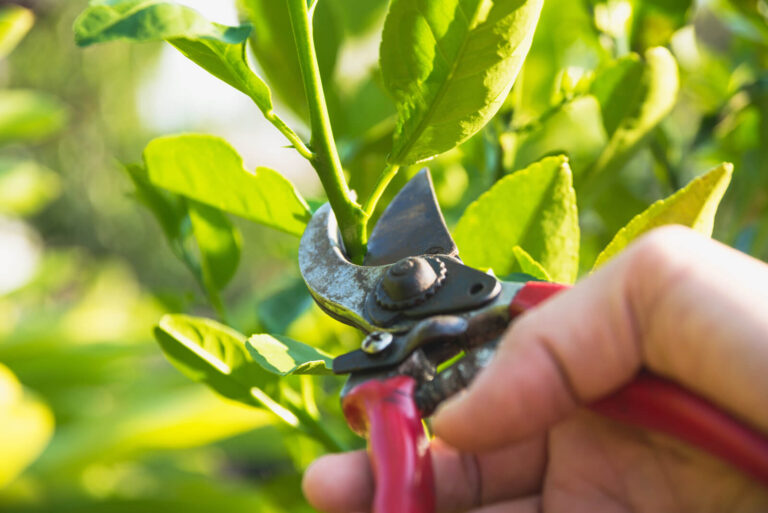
[364,169,458,266]
[298,204,387,332]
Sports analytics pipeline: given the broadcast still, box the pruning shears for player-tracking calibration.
[298,170,768,513]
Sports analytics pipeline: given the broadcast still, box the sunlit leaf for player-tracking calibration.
[73,0,251,47]
[0,159,60,215]
[124,163,187,242]
[0,5,33,59]
[593,163,733,268]
[169,37,274,116]
[454,155,579,283]
[589,47,679,178]
[143,135,311,236]
[0,90,67,145]
[512,245,552,281]
[187,200,241,292]
[154,314,275,406]
[381,0,543,164]
[0,364,53,488]
[247,334,333,376]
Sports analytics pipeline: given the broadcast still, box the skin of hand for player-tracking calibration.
[302,225,768,513]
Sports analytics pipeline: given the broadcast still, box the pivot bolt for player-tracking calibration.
[361,331,394,354]
[376,256,446,310]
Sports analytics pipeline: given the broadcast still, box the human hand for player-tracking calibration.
[303,226,768,513]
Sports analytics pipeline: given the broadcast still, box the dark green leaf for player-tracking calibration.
[380,0,544,165]
[257,280,313,334]
[247,334,333,376]
[187,200,242,292]
[0,90,67,145]
[142,134,311,236]
[73,1,251,47]
[154,314,276,406]
[593,163,733,268]
[0,5,33,59]
[454,155,579,283]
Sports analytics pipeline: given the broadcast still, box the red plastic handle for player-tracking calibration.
[511,281,768,486]
[342,375,435,513]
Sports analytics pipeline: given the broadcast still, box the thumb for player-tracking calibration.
[432,226,768,451]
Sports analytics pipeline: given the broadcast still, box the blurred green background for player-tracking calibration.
[1,0,766,511]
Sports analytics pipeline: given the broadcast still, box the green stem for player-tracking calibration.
[362,163,400,218]
[286,0,366,262]
[266,111,314,161]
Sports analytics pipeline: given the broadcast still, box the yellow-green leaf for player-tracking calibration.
[143,135,311,236]
[454,155,579,283]
[0,5,33,59]
[593,163,733,268]
[512,245,552,281]
[381,0,543,165]
[0,364,53,488]
[187,200,242,292]
[247,334,333,376]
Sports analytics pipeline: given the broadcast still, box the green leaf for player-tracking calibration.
[154,314,276,406]
[454,155,580,283]
[187,200,242,292]
[512,245,552,281]
[73,0,251,47]
[124,163,187,242]
[593,163,733,268]
[0,90,67,145]
[0,5,34,59]
[247,334,334,376]
[0,159,61,216]
[589,47,679,178]
[142,134,311,236]
[0,364,54,488]
[380,0,543,165]
[168,37,274,116]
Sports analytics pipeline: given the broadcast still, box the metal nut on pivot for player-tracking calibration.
[375,256,447,311]
[361,331,394,354]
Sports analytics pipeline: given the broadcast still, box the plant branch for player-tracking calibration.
[363,163,400,218]
[266,111,314,161]
[286,0,367,262]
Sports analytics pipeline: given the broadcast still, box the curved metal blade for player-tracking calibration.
[364,169,458,266]
[299,204,388,332]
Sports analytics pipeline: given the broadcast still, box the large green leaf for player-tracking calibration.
[154,314,275,406]
[589,47,679,178]
[73,0,251,47]
[0,364,53,488]
[380,0,543,165]
[593,163,733,268]
[0,5,33,59]
[0,90,67,145]
[142,135,311,236]
[454,155,579,283]
[247,334,333,376]
[187,200,242,292]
